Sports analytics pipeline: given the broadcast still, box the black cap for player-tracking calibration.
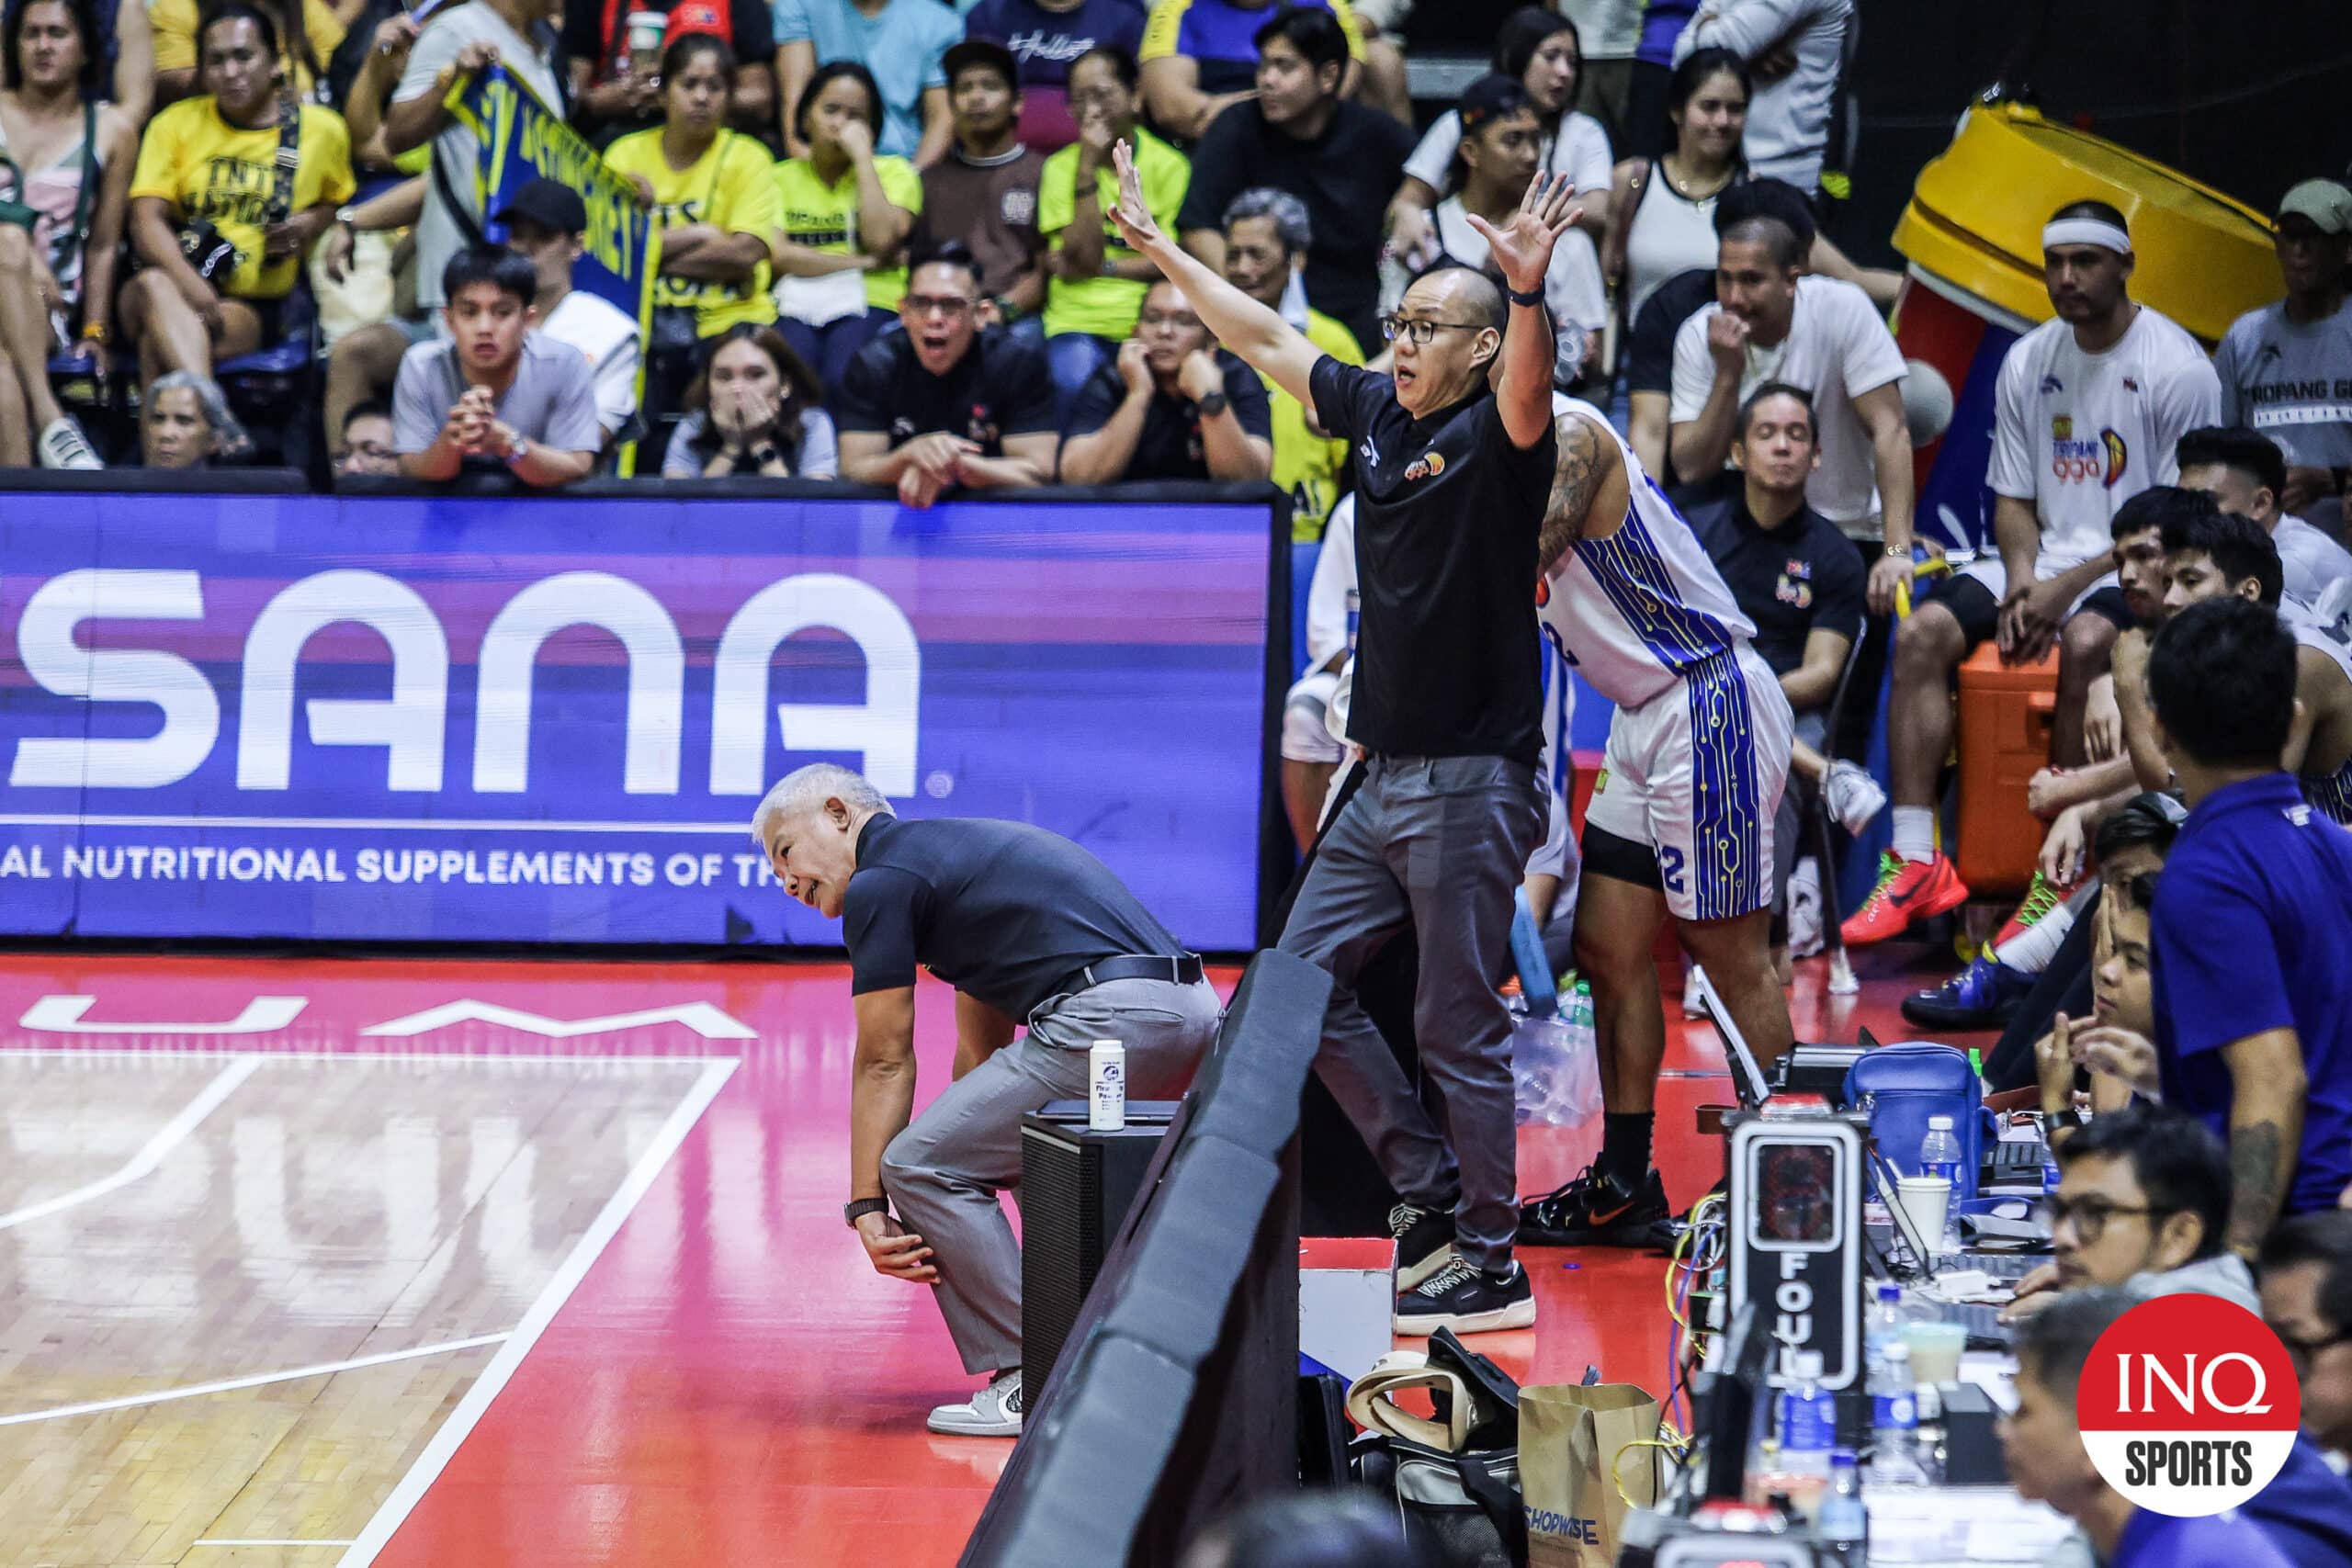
[1456,72,1529,136]
[493,176,588,236]
[943,37,1019,91]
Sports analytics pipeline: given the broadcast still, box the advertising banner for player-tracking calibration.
[0,491,1273,949]
[445,64,659,328]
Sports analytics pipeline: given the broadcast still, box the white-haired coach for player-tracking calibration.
[752,763,1220,1438]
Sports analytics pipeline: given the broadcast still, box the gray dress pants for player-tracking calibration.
[1277,753,1548,1271]
[880,975,1223,1375]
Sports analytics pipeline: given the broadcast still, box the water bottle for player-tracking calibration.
[2041,1149,2064,1198]
[1344,587,1360,656]
[1867,1341,1929,1487]
[1568,980,1594,1046]
[1864,1283,1906,1383]
[1818,1449,1867,1567]
[1777,1349,1836,1486]
[1918,1115,1964,1254]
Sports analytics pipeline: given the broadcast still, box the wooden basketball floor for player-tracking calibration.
[0,945,1985,1566]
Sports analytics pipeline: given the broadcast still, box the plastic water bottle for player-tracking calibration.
[1868,1341,1930,1487]
[1344,587,1360,656]
[1819,1449,1868,1566]
[1918,1115,1964,1254]
[1568,980,1594,1046]
[1864,1283,1906,1383]
[1778,1349,1837,1486]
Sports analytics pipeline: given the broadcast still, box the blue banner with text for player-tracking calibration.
[0,491,1272,947]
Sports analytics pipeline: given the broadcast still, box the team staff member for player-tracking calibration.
[2147,597,2352,1258]
[1109,140,1570,1337]
[752,763,1220,1438]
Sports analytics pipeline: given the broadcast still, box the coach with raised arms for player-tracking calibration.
[1106,140,1574,1337]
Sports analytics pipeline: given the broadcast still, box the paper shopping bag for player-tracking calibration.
[1519,1382,1662,1568]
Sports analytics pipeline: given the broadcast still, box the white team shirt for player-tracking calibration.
[2277,515,2352,611]
[2286,596,2352,823]
[538,291,641,442]
[1538,398,1757,709]
[1669,274,1906,535]
[1987,304,2222,579]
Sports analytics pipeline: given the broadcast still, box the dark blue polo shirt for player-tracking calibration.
[2239,1434,2352,1566]
[2150,773,2352,1213]
[2113,1506,2293,1568]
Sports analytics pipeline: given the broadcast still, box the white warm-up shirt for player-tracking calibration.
[1987,305,2223,578]
[1669,274,1905,536]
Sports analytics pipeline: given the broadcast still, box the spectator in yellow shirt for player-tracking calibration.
[121,2,353,385]
[605,32,781,459]
[771,59,919,390]
[1036,43,1182,421]
[151,0,341,107]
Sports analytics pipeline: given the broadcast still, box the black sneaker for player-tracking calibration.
[1395,1257,1536,1336]
[1517,1166,1671,1248]
[1389,1201,1457,1291]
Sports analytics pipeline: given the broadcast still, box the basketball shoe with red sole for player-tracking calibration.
[1840,852,1970,946]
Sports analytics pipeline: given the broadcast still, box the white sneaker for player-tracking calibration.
[926,1367,1023,1438]
[1823,760,1888,837]
[1788,857,1824,958]
[37,415,102,470]
[1682,963,1707,1018]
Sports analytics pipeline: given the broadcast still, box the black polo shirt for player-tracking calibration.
[832,326,1057,457]
[1626,267,1715,399]
[1308,356,1552,765]
[1684,491,1866,683]
[1174,100,1413,351]
[842,814,1185,1019]
[1063,352,1272,480]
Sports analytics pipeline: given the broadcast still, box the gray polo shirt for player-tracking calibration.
[391,334,603,457]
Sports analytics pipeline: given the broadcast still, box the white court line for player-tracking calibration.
[336,1056,740,1568]
[192,1541,356,1549]
[0,1334,512,1427]
[0,1055,262,1230]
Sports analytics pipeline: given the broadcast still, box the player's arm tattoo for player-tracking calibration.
[1537,412,1605,576]
[2225,1120,2290,1259]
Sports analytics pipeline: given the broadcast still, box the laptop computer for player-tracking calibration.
[1687,965,1776,1111]
[1868,1145,2015,1350]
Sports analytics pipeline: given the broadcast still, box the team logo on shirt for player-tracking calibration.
[2039,373,2064,394]
[1359,435,1382,468]
[1001,188,1036,226]
[967,404,1001,448]
[1776,558,1814,609]
[2050,415,2128,487]
[1402,450,1447,481]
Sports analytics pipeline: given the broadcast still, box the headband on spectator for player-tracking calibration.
[2041,218,2132,255]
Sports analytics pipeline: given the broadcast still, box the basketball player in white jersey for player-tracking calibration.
[1516,396,1799,1247]
[1848,201,2222,946]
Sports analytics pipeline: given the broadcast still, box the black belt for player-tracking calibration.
[1061,953,1205,994]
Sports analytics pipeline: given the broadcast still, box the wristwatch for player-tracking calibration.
[748,442,783,468]
[504,434,531,468]
[1194,390,1230,417]
[843,1197,890,1227]
[334,202,361,235]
